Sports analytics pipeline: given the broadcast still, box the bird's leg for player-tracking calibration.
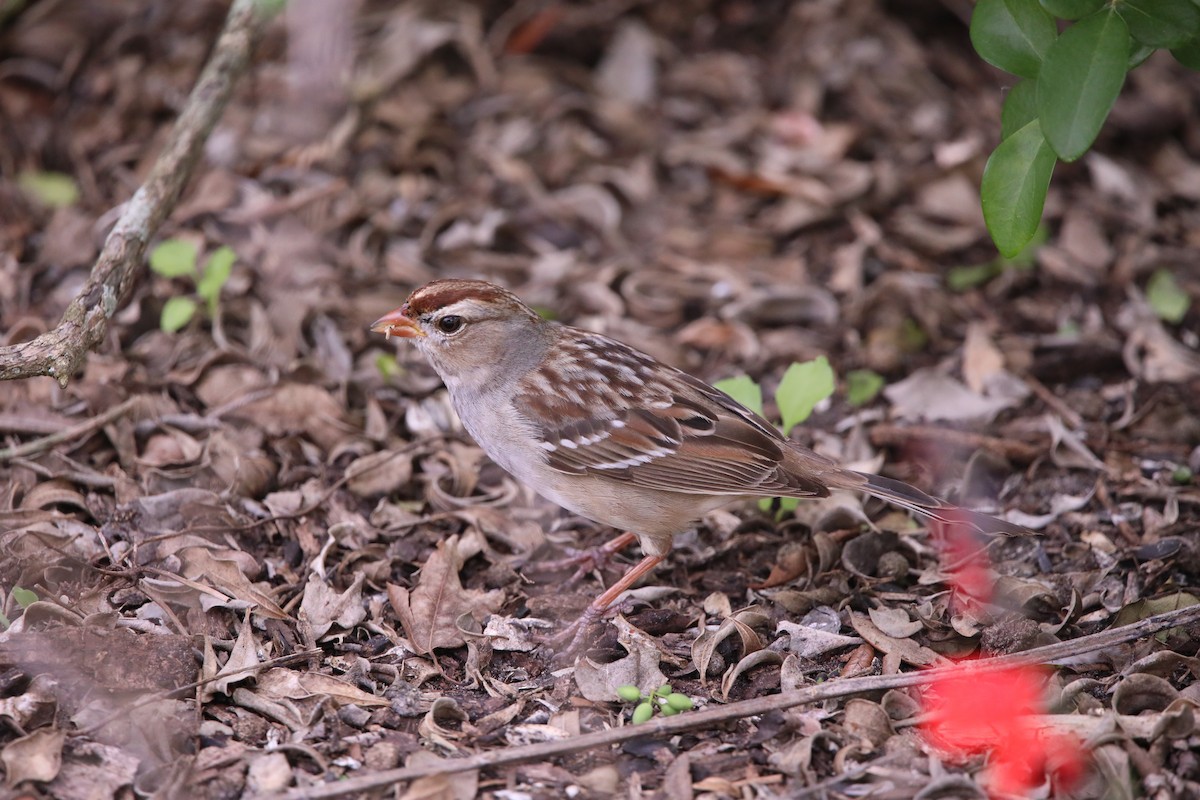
[530,531,638,588]
[547,553,665,656]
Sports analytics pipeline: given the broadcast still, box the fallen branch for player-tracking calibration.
[0,0,273,388]
[268,602,1200,800]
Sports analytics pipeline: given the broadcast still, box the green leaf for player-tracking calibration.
[17,170,79,208]
[971,0,1058,78]
[11,587,37,608]
[846,369,885,407]
[616,686,643,703]
[1037,9,1131,161]
[1146,268,1191,323]
[758,496,800,518]
[1001,222,1049,267]
[1112,592,1198,628]
[1039,0,1104,19]
[899,318,929,353]
[981,120,1057,257]
[1128,42,1157,68]
[632,702,654,724]
[375,353,400,380]
[1170,34,1200,68]
[197,246,235,314]
[948,262,1004,291]
[1118,0,1200,48]
[150,239,199,279]
[1173,466,1194,484]
[776,357,835,436]
[160,296,198,332]
[1001,79,1038,140]
[714,375,764,418]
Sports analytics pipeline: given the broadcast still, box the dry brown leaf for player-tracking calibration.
[574,617,668,702]
[201,612,262,702]
[849,612,949,668]
[399,751,478,800]
[388,535,504,655]
[299,573,367,640]
[256,668,390,708]
[1,727,64,788]
[179,546,289,619]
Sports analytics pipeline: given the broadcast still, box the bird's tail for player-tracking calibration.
[830,470,1031,537]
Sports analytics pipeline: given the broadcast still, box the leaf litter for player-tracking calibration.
[0,0,1199,797]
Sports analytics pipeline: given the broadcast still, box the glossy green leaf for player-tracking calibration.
[1118,0,1200,48]
[197,245,235,313]
[1128,42,1157,67]
[776,357,835,436]
[1039,0,1104,19]
[1146,268,1191,323]
[981,120,1057,258]
[1037,10,1131,161]
[846,369,885,406]
[971,0,1058,78]
[18,170,79,208]
[1170,34,1200,68]
[1001,79,1038,140]
[160,296,198,332]
[714,375,764,418]
[150,239,199,278]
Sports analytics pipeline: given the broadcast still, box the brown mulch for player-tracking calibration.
[1,1,1199,798]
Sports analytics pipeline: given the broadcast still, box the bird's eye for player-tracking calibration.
[436,315,464,334]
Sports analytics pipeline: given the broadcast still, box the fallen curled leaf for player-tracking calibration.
[849,612,948,668]
[574,617,667,702]
[389,535,505,655]
[1,727,64,788]
[256,667,390,707]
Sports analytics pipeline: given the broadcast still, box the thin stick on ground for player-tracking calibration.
[0,396,144,462]
[267,602,1200,800]
[0,0,274,387]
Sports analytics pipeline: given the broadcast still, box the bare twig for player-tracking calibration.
[267,603,1200,800]
[0,0,274,388]
[0,396,144,462]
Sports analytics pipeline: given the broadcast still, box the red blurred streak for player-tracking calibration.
[921,515,1085,796]
[504,7,566,54]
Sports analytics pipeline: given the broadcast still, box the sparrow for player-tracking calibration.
[372,279,1026,650]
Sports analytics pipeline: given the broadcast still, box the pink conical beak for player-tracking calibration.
[370,307,425,339]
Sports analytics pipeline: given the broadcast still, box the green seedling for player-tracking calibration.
[716,357,843,517]
[149,239,236,332]
[1146,269,1191,324]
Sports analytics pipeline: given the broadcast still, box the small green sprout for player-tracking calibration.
[1147,269,1191,324]
[716,357,845,518]
[149,238,236,332]
[616,683,695,723]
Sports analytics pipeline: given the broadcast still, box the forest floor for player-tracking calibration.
[1,1,1199,798]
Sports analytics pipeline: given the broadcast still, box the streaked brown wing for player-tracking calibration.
[516,333,828,498]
